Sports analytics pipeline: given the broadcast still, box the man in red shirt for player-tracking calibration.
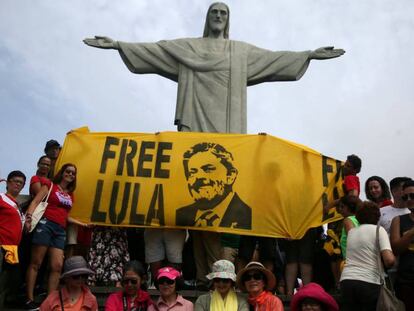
[324,154,362,213]
[0,170,26,309]
[323,155,361,289]
[342,155,362,196]
[342,154,362,197]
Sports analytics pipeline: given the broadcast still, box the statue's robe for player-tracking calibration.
[118,38,310,134]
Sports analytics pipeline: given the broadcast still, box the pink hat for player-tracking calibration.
[290,283,338,311]
[156,267,181,280]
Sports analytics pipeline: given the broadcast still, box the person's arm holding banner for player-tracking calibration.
[67,216,90,228]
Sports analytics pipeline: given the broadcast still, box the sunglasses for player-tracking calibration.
[402,193,414,201]
[122,278,139,285]
[242,272,264,282]
[213,278,232,284]
[65,169,76,176]
[158,278,175,285]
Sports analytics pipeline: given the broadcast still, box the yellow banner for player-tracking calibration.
[56,127,343,238]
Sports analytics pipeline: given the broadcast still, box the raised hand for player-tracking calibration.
[83,36,119,49]
[310,46,345,60]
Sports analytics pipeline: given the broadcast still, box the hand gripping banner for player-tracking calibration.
[56,127,343,238]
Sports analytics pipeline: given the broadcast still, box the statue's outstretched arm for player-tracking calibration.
[83,36,120,50]
[309,46,345,60]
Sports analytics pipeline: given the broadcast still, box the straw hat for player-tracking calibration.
[236,261,276,292]
[206,260,237,282]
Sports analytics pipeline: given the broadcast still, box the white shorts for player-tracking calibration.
[144,228,186,264]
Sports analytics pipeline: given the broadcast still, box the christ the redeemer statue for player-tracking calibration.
[84,2,344,134]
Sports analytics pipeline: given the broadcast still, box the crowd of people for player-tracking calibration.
[1,140,414,311]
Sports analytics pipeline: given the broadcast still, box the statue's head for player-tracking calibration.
[203,2,230,39]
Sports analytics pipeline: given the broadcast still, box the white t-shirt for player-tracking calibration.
[340,224,392,284]
[379,206,410,235]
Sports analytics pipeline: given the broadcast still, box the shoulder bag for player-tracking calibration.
[375,224,405,311]
[29,183,53,232]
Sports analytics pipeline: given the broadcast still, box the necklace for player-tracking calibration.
[69,292,81,303]
[66,286,82,304]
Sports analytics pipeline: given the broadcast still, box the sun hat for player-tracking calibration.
[236,261,276,292]
[290,282,339,311]
[206,260,237,282]
[60,256,94,279]
[156,267,181,280]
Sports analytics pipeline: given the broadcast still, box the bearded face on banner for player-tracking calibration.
[183,143,237,207]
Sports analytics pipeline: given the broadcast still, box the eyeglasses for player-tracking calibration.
[39,162,50,167]
[402,193,414,201]
[9,179,24,186]
[65,169,76,176]
[158,278,175,285]
[242,272,264,282]
[122,278,139,285]
[213,278,232,284]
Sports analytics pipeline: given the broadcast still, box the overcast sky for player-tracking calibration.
[1,0,413,197]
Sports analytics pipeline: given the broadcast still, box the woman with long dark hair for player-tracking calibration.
[365,176,392,208]
[24,163,87,310]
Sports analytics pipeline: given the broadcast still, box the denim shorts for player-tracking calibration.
[32,218,66,250]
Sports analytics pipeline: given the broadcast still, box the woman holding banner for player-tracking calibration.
[24,163,88,310]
